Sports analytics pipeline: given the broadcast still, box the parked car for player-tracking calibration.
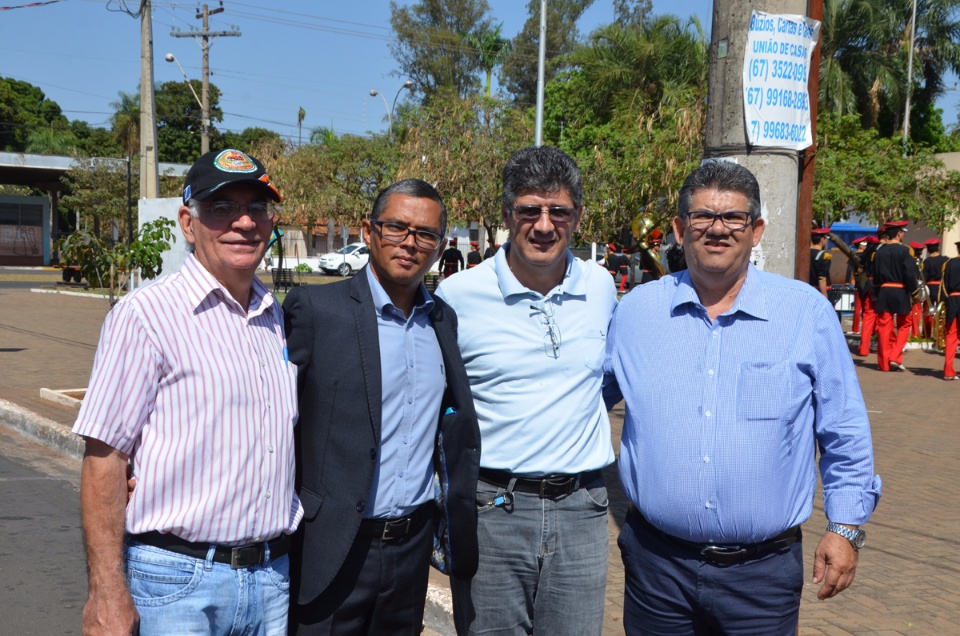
[317,242,369,276]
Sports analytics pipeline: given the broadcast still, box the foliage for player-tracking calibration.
[110,91,140,158]
[465,24,511,98]
[0,76,69,152]
[56,217,176,298]
[221,127,283,154]
[389,0,493,100]
[294,262,313,273]
[25,127,79,155]
[614,0,653,26]
[499,0,595,107]
[156,80,223,163]
[71,121,124,158]
[814,113,960,232]
[397,90,530,240]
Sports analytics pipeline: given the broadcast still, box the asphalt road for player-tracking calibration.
[0,426,85,635]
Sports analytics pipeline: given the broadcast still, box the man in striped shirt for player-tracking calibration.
[74,149,302,636]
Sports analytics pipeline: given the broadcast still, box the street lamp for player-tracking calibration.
[369,80,414,137]
[165,52,210,155]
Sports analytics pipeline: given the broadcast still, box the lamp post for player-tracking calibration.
[369,80,414,138]
[165,52,210,155]
[903,0,918,156]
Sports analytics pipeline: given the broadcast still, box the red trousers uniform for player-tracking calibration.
[876,312,910,371]
[857,295,877,356]
[910,302,923,337]
[852,293,862,333]
[945,318,958,379]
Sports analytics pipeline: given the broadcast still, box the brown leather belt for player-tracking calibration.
[479,468,601,499]
[880,283,905,288]
[629,506,800,566]
[131,531,290,569]
[358,502,435,542]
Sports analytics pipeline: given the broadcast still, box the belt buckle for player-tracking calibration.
[700,545,747,564]
[539,475,575,498]
[230,544,264,569]
[382,517,411,541]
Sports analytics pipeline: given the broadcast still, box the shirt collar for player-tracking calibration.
[365,264,434,318]
[180,254,274,317]
[493,242,585,299]
[670,263,768,321]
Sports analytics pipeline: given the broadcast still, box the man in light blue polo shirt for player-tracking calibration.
[436,145,618,636]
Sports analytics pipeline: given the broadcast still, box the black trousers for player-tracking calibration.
[291,513,434,636]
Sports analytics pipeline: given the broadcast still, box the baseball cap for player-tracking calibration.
[183,149,282,204]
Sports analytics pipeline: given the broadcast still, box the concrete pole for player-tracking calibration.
[705,0,811,278]
[139,0,160,199]
[200,4,212,156]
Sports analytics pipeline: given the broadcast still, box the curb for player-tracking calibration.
[0,398,84,459]
[0,398,457,632]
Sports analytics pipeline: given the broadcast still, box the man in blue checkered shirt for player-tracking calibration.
[605,161,881,636]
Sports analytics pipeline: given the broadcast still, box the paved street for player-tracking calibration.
[2,279,959,634]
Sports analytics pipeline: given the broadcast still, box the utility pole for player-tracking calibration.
[705,0,815,279]
[172,3,240,156]
[140,0,159,199]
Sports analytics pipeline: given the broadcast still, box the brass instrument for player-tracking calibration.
[631,216,665,280]
[933,301,948,350]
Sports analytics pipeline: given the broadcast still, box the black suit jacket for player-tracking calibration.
[283,268,480,605]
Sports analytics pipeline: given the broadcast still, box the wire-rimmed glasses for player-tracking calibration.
[530,301,561,358]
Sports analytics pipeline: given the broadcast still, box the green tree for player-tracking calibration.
[499,0,595,107]
[155,80,223,163]
[389,0,493,100]
[613,0,653,26]
[110,90,140,158]
[465,24,511,98]
[71,121,123,158]
[221,127,283,153]
[0,76,69,152]
[25,127,79,155]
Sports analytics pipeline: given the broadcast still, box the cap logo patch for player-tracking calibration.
[214,150,258,173]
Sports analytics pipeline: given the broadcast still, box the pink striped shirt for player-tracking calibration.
[74,255,303,544]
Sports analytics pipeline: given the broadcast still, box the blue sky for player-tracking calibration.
[2,0,955,144]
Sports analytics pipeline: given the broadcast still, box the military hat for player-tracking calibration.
[881,220,909,231]
[862,236,879,244]
[648,229,663,245]
[607,243,617,251]
[909,241,926,251]
[811,227,831,236]
[852,236,868,245]
[924,237,942,246]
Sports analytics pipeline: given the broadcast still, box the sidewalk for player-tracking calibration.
[2,286,959,634]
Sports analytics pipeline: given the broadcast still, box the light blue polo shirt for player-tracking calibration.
[436,244,617,475]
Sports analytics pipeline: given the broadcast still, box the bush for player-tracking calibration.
[294,263,313,273]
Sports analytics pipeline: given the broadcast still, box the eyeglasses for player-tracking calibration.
[371,220,444,250]
[683,210,754,231]
[530,301,561,358]
[511,205,578,224]
[204,201,277,223]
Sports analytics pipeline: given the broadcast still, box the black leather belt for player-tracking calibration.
[479,468,601,499]
[131,531,290,569]
[358,502,434,542]
[630,506,800,566]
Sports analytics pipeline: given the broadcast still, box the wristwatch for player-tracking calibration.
[826,522,866,551]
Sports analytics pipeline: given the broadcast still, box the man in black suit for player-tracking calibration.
[284,179,481,635]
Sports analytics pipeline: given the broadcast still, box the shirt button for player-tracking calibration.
[398,471,404,477]
[369,448,377,460]
[407,397,413,404]
[265,490,271,499]
[356,501,365,513]
[708,369,715,376]
[705,411,712,417]
[268,445,274,453]
[265,400,272,409]
[705,501,713,509]
[703,456,710,463]
[402,437,408,445]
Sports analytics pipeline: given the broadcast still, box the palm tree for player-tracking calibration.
[110,91,140,158]
[465,24,511,99]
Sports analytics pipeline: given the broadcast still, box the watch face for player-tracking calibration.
[853,531,866,549]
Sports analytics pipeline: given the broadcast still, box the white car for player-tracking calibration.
[317,242,369,276]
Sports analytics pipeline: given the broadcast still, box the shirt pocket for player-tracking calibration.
[736,361,791,422]
[582,328,607,371]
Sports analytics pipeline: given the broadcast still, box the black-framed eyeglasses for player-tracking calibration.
[511,205,578,224]
[204,201,278,223]
[371,220,444,250]
[683,210,754,231]
[530,301,561,358]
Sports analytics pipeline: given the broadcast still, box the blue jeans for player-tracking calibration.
[450,474,609,636]
[125,541,290,636]
[619,508,803,635]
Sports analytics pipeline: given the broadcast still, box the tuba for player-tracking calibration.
[631,216,665,281]
[933,301,948,350]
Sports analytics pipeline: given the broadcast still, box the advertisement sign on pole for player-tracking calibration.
[742,11,821,150]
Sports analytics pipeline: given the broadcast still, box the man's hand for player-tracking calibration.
[812,530,859,599]
[80,438,138,635]
[81,583,139,635]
